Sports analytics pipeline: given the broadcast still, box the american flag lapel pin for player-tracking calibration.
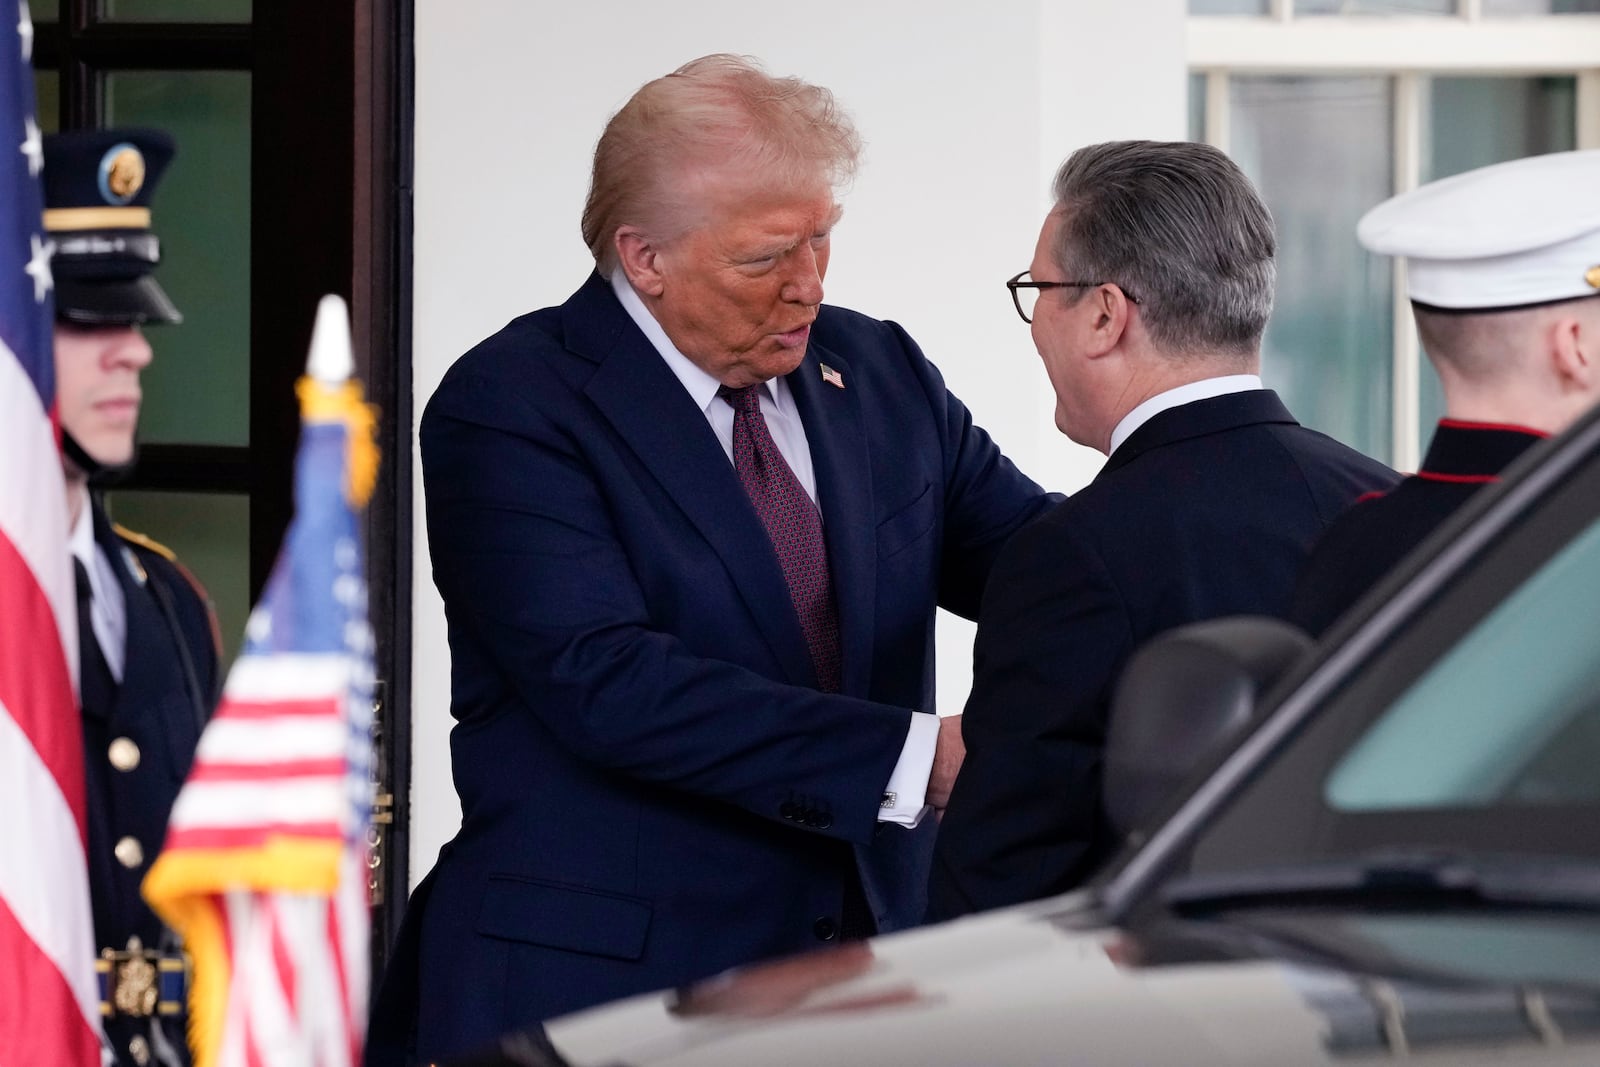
[820,363,844,389]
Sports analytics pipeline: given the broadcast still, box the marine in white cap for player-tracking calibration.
[1290,148,1600,635]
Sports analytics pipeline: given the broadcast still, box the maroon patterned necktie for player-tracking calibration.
[719,384,842,693]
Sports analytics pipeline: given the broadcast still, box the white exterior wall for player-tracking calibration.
[409,0,1188,886]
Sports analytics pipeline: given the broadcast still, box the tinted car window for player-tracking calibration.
[1326,517,1600,811]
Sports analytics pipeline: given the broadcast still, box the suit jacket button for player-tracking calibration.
[114,836,144,869]
[815,813,833,829]
[109,737,141,771]
[780,802,798,820]
[813,917,838,941]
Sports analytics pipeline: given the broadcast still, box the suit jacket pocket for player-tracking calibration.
[476,874,653,961]
[877,481,935,560]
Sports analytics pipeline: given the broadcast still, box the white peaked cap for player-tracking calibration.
[1357,149,1600,311]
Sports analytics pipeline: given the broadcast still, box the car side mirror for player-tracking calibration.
[1104,615,1312,841]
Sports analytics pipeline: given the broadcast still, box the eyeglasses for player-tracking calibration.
[1005,270,1141,324]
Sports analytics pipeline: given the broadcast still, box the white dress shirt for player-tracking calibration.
[69,503,127,683]
[610,270,936,826]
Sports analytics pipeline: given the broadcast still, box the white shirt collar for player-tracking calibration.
[67,499,127,683]
[609,269,781,414]
[68,499,96,567]
[1108,374,1264,455]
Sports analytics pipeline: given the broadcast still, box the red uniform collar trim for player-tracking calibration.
[1437,418,1549,438]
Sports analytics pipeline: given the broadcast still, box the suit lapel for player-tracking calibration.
[789,344,875,697]
[574,277,816,689]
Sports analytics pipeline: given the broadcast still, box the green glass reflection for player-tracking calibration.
[27,0,58,21]
[105,490,250,669]
[1483,0,1600,11]
[1298,0,1453,12]
[1416,76,1576,432]
[33,70,59,133]
[1189,0,1270,12]
[1423,77,1576,184]
[1231,76,1395,462]
[101,0,251,20]
[106,71,251,447]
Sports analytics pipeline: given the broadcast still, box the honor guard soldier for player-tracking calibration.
[45,127,222,1067]
[1292,149,1600,635]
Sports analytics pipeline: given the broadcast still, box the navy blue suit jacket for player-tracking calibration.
[384,274,1050,1061]
[927,390,1397,920]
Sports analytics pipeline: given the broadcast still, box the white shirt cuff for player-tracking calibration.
[877,712,939,828]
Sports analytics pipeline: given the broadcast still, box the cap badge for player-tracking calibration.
[98,143,146,206]
[1586,265,1600,291]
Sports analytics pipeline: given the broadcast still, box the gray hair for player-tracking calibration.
[1050,140,1275,356]
[581,54,861,272]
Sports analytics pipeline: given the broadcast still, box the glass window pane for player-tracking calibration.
[27,0,57,21]
[1416,76,1577,430]
[1483,0,1600,12]
[106,71,251,447]
[1230,76,1395,462]
[1423,77,1576,184]
[1189,73,1207,142]
[101,0,251,20]
[1190,0,1271,13]
[33,70,58,133]
[1298,0,1455,12]
[105,490,250,669]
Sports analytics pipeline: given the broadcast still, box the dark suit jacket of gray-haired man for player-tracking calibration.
[927,140,1397,921]
[367,54,1055,1064]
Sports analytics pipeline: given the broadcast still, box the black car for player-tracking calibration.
[460,402,1600,1067]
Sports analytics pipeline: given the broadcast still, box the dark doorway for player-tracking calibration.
[32,0,414,975]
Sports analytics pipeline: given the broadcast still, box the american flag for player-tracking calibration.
[0,5,103,1066]
[144,296,378,1067]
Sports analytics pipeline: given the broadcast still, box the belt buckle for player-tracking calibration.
[96,937,187,1019]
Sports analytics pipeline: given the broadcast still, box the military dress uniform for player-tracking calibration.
[77,500,221,1067]
[1290,148,1600,637]
[1290,419,1546,636]
[44,125,220,1067]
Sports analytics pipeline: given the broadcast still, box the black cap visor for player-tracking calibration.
[55,275,183,327]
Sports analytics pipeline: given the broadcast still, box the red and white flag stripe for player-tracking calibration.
[164,653,353,853]
[0,339,100,1064]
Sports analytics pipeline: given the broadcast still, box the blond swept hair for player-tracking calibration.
[581,54,861,272]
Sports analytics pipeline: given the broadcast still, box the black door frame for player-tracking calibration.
[35,0,416,975]
[251,0,416,968]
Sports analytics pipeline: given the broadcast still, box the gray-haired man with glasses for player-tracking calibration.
[927,139,1395,920]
